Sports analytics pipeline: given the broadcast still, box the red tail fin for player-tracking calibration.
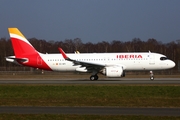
[7,28,52,71]
[8,28,36,58]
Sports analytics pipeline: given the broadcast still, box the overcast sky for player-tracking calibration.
[1,0,180,43]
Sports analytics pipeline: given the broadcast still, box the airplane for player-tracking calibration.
[6,28,175,80]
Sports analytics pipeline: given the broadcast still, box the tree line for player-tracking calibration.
[0,37,179,72]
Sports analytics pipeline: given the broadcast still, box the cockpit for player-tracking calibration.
[160,57,168,61]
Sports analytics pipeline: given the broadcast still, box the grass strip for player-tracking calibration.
[0,85,180,107]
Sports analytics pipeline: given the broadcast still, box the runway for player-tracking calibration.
[0,78,179,84]
[0,106,180,116]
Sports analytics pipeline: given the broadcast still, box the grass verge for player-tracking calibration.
[0,114,180,120]
[0,85,180,107]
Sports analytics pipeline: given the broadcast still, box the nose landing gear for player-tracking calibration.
[150,71,154,80]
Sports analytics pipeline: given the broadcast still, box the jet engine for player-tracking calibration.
[101,66,124,77]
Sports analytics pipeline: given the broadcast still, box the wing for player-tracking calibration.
[58,48,105,72]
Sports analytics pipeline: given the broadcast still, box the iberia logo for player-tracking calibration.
[111,70,118,72]
[116,55,142,59]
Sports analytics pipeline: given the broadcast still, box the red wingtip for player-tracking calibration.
[58,48,68,59]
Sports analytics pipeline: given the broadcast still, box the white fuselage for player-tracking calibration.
[39,52,175,72]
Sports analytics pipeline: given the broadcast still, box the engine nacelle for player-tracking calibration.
[101,66,124,77]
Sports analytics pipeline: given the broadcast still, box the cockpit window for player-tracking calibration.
[160,57,168,60]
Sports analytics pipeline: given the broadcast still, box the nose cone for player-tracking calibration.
[169,60,176,68]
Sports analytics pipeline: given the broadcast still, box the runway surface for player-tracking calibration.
[0,106,180,116]
[0,78,179,84]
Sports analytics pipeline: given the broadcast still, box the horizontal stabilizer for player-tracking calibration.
[6,56,28,64]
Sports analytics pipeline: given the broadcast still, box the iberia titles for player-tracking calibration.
[116,55,143,59]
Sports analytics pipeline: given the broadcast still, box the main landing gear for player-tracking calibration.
[90,74,99,81]
[150,71,154,80]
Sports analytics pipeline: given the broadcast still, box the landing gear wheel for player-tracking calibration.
[150,76,154,81]
[90,75,95,81]
[90,75,98,81]
[149,71,154,81]
[95,75,98,80]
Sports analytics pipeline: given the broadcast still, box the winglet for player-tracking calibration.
[58,48,68,59]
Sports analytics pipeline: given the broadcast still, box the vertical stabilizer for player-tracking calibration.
[8,28,36,58]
